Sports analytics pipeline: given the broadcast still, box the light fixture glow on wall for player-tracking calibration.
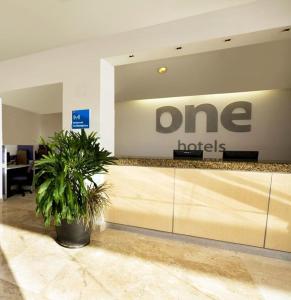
[158,67,168,74]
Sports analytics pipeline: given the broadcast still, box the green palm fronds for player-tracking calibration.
[34,129,116,227]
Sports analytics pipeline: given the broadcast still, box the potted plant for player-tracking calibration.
[33,129,115,248]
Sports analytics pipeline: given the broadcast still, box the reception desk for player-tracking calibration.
[105,159,291,252]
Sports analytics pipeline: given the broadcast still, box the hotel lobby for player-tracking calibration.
[0,1,291,299]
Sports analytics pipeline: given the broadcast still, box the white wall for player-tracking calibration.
[115,89,291,162]
[5,145,17,156]
[1,83,62,114]
[2,105,62,145]
[99,59,115,153]
[0,0,290,154]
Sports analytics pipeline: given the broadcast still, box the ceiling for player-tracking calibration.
[0,0,255,61]
[0,83,62,114]
[108,27,291,66]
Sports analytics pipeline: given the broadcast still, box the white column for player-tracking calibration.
[99,59,115,154]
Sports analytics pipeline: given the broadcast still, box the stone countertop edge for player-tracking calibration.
[114,158,291,173]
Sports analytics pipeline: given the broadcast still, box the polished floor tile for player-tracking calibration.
[0,194,291,299]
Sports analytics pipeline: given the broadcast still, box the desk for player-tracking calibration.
[105,159,291,252]
[7,164,30,170]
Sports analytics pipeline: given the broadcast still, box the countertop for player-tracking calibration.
[115,158,291,173]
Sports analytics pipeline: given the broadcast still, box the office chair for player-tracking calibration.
[16,149,28,165]
[35,144,49,160]
[10,165,33,197]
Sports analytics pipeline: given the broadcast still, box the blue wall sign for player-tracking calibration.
[72,109,90,129]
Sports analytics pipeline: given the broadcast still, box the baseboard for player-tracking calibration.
[107,222,291,261]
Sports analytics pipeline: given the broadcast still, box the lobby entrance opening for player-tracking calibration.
[0,83,63,200]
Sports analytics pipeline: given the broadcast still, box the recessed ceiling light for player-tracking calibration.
[281,28,290,32]
[129,54,135,58]
[157,67,168,74]
[176,46,183,50]
[224,38,231,42]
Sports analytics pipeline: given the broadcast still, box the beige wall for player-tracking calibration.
[40,113,62,140]
[3,105,41,145]
[115,40,291,101]
[2,105,62,145]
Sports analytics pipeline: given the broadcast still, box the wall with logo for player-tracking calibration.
[115,89,291,161]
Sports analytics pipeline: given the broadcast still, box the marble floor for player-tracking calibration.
[0,195,291,300]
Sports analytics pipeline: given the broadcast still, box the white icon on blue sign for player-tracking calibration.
[72,109,90,129]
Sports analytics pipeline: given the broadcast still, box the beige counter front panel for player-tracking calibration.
[105,166,174,232]
[265,173,291,252]
[174,169,271,247]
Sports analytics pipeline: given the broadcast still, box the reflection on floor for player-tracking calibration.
[0,194,291,300]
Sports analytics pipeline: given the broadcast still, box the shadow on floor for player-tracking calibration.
[1,194,291,297]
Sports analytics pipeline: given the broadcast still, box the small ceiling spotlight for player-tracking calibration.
[224,38,232,42]
[281,28,290,32]
[157,66,168,74]
[176,46,183,50]
[129,54,135,58]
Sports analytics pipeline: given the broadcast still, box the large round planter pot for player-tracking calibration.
[55,220,90,248]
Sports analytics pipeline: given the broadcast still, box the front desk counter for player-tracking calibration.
[105,158,291,253]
